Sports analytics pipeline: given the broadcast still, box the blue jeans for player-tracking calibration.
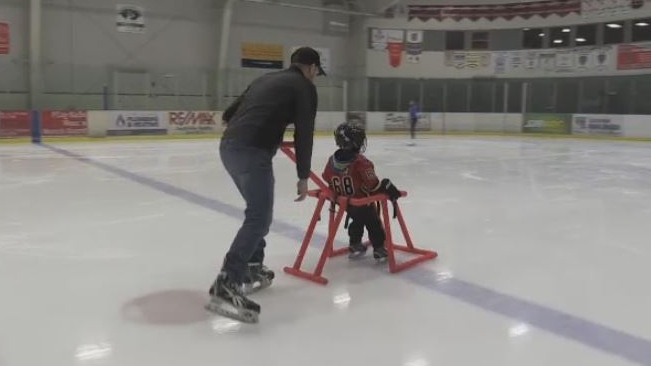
[219,138,275,284]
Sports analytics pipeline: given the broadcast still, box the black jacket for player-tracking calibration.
[222,65,318,180]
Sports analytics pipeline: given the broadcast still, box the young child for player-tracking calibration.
[322,122,402,261]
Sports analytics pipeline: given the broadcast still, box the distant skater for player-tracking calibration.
[408,100,420,143]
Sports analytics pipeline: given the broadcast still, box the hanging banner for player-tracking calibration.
[116,4,145,33]
[370,28,388,51]
[494,46,611,75]
[581,0,644,18]
[407,0,581,22]
[0,22,9,55]
[241,42,284,69]
[386,30,404,68]
[405,30,423,64]
[494,52,508,74]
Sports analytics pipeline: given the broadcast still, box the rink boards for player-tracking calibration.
[1,110,651,140]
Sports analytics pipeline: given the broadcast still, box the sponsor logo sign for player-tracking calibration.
[107,111,167,136]
[384,112,431,131]
[0,111,31,137]
[42,111,88,136]
[168,111,220,134]
[572,114,623,136]
[522,113,572,134]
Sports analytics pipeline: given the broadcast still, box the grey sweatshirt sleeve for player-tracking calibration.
[293,82,318,180]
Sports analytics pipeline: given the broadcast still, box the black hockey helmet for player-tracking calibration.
[334,121,367,153]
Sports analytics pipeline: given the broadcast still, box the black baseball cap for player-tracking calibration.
[291,46,326,76]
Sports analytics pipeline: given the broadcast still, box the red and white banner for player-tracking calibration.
[386,30,404,68]
[408,0,580,22]
[581,0,646,18]
[168,111,221,134]
[0,111,30,137]
[617,42,651,70]
[0,22,9,55]
[42,111,88,136]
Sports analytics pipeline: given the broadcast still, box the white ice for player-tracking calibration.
[1,135,651,366]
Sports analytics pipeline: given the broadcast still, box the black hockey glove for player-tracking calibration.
[379,178,401,201]
[379,178,401,219]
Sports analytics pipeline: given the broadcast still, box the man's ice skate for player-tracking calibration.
[373,247,388,263]
[348,242,367,259]
[242,263,275,295]
[206,272,260,324]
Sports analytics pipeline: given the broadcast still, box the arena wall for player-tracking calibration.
[1,110,649,141]
[0,0,352,111]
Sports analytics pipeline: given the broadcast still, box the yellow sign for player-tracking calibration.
[241,42,284,69]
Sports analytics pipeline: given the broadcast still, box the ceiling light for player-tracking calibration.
[635,22,649,26]
[576,37,586,42]
[606,23,623,28]
[538,33,545,37]
[562,28,571,32]
[523,27,530,31]
[509,323,531,338]
[553,39,563,44]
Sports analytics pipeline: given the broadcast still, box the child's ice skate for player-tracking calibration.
[242,263,275,295]
[373,246,388,263]
[348,242,368,260]
[205,272,260,324]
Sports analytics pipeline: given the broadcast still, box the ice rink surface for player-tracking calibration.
[2,135,651,366]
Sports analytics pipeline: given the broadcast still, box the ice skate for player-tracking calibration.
[205,272,260,324]
[348,242,368,259]
[242,263,275,295]
[373,246,388,263]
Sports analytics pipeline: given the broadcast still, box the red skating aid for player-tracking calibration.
[279,141,439,285]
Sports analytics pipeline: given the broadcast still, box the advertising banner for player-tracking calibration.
[168,111,220,134]
[572,114,623,136]
[522,113,572,134]
[346,111,367,128]
[42,111,88,136]
[384,112,431,132]
[241,42,284,69]
[445,51,492,70]
[617,42,651,70]
[107,111,167,136]
[0,22,9,55]
[0,111,31,137]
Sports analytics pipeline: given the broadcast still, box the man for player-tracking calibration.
[205,47,325,323]
[408,100,420,142]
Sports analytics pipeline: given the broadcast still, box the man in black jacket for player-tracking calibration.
[206,47,325,323]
